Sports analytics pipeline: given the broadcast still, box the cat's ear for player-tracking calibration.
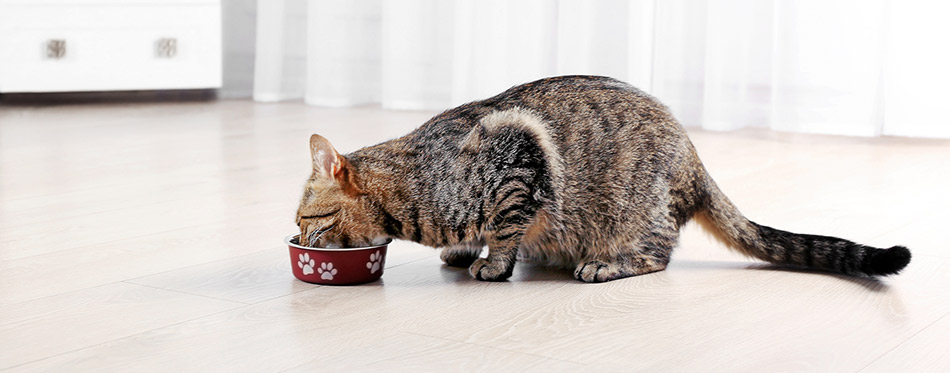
[309,134,362,196]
[310,134,343,179]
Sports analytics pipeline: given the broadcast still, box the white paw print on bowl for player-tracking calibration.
[366,251,382,273]
[318,262,337,280]
[297,253,316,275]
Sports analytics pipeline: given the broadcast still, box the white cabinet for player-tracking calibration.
[0,0,222,93]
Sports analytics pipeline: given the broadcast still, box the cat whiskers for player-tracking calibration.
[306,222,337,246]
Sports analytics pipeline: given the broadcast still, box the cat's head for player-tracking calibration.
[295,134,386,248]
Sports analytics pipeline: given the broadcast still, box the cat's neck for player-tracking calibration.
[347,146,422,242]
[347,143,416,195]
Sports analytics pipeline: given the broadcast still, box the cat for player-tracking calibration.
[295,75,911,283]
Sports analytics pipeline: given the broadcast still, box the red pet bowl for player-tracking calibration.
[285,234,390,285]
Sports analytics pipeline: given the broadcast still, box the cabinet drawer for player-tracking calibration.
[0,1,221,92]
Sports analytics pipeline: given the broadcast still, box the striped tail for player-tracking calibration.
[692,172,911,277]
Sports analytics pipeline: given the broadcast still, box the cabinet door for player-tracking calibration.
[0,1,222,92]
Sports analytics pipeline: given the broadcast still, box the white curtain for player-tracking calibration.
[253,0,950,138]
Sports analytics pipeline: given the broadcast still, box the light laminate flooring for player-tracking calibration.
[1,100,948,371]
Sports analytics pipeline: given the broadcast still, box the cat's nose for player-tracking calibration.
[298,225,312,246]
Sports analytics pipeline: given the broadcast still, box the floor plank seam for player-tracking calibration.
[3,198,203,233]
[4,155,301,202]
[402,330,590,367]
[4,201,291,262]
[120,281,250,306]
[119,247,283,283]
[856,310,950,372]
[0,280,126,308]
[3,221,257,263]
[0,304,248,371]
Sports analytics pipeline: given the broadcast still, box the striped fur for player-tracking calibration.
[295,75,911,282]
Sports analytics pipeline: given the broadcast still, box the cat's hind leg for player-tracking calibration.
[573,226,676,283]
[573,252,670,283]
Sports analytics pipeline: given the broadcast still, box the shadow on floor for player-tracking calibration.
[745,263,888,292]
[438,262,577,284]
[437,258,892,291]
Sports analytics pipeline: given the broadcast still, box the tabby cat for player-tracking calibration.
[295,75,911,283]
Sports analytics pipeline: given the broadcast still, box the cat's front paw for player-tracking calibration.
[469,258,513,282]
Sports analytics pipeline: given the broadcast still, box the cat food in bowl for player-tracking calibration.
[285,234,391,285]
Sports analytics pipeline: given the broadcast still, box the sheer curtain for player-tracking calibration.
[253,0,950,138]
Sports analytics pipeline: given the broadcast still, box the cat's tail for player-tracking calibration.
[692,171,911,277]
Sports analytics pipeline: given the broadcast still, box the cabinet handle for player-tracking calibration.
[46,39,66,59]
[157,38,177,58]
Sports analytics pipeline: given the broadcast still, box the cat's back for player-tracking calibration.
[414,75,680,144]
[388,75,689,190]
[480,76,689,178]
[495,75,680,139]
[366,75,688,181]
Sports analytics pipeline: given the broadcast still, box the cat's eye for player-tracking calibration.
[300,208,341,220]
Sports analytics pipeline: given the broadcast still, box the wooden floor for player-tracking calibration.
[1,100,948,371]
